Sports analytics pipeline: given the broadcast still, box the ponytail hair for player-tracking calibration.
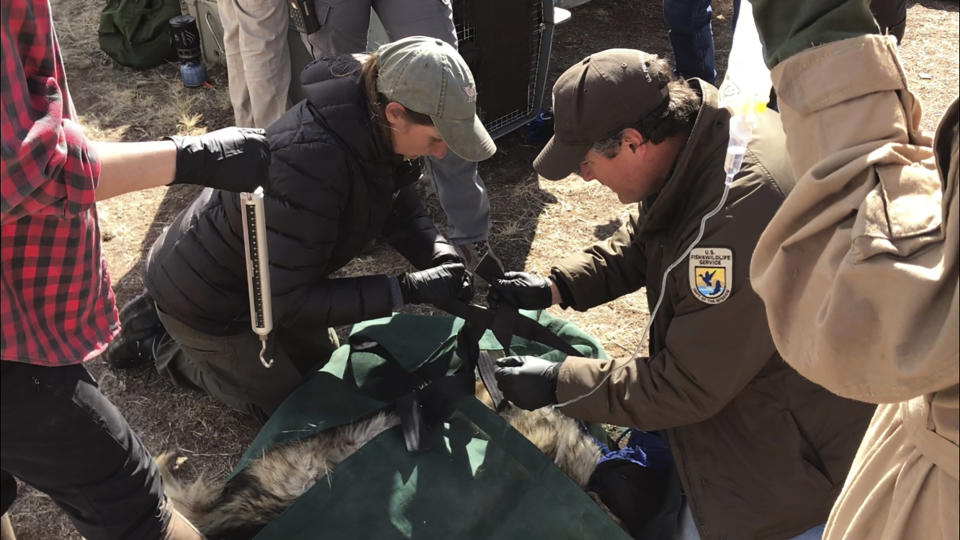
[359,51,434,146]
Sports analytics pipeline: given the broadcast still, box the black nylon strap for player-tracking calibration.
[398,253,580,451]
[476,350,505,408]
[473,253,576,356]
[457,253,578,405]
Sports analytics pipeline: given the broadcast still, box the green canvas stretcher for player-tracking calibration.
[234,310,629,539]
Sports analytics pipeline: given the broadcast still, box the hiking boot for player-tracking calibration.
[103,292,164,369]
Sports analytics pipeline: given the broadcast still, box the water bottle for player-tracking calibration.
[169,15,207,87]
[169,15,202,63]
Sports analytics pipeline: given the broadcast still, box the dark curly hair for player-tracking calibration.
[591,56,700,158]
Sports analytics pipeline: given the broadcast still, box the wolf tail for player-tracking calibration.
[158,412,400,539]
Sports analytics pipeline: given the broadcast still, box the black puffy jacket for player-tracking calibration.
[146,56,457,335]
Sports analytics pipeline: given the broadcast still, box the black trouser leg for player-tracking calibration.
[0,361,168,540]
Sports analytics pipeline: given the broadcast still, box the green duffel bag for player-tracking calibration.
[98,0,180,69]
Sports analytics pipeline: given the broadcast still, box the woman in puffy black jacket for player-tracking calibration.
[134,36,496,421]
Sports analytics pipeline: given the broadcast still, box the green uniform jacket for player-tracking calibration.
[550,80,876,539]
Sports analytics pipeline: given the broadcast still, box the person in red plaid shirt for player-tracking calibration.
[1,2,270,538]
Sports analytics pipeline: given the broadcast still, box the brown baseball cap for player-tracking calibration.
[534,49,671,180]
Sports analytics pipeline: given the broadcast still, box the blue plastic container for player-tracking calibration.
[180,61,207,88]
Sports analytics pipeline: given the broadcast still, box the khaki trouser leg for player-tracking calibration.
[218,0,291,128]
[235,0,291,127]
[217,0,253,127]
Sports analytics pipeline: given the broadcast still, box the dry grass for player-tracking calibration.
[8,0,958,537]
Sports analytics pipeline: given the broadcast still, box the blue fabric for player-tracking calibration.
[425,150,490,244]
[601,429,673,470]
[580,423,674,471]
[662,0,717,84]
[791,523,826,540]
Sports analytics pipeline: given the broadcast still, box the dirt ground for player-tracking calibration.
[8,0,959,537]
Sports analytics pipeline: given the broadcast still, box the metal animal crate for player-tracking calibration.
[451,0,555,140]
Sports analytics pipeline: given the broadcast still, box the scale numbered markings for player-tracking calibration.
[241,188,274,367]
[245,203,266,328]
[241,188,272,337]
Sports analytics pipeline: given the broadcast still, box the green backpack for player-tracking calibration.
[98,0,180,69]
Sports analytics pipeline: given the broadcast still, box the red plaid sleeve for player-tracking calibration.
[1,1,100,224]
[1,0,118,366]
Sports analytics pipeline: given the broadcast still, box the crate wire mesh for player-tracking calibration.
[453,0,555,140]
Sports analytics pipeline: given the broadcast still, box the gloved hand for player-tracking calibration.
[167,127,270,192]
[489,271,554,309]
[398,263,473,307]
[494,355,561,410]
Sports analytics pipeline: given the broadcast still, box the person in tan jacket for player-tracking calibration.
[489,48,875,539]
[745,1,959,538]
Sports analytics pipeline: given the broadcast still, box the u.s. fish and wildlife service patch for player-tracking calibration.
[689,247,733,304]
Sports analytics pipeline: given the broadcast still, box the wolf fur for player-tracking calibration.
[159,384,606,539]
[475,382,601,488]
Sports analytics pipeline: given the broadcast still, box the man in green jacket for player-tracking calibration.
[490,48,875,539]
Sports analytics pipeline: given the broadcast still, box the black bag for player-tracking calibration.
[587,429,683,539]
[98,0,181,69]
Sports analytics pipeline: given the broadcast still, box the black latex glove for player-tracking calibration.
[489,271,553,310]
[398,263,473,307]
[494,355,561,410]
[167,127,269,192]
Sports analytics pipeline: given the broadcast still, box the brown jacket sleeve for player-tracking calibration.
[555,287,779,429]
[553,177,785,429]
[749,35,959,404]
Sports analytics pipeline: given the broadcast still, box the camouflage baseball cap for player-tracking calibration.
[376,36,496,162]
